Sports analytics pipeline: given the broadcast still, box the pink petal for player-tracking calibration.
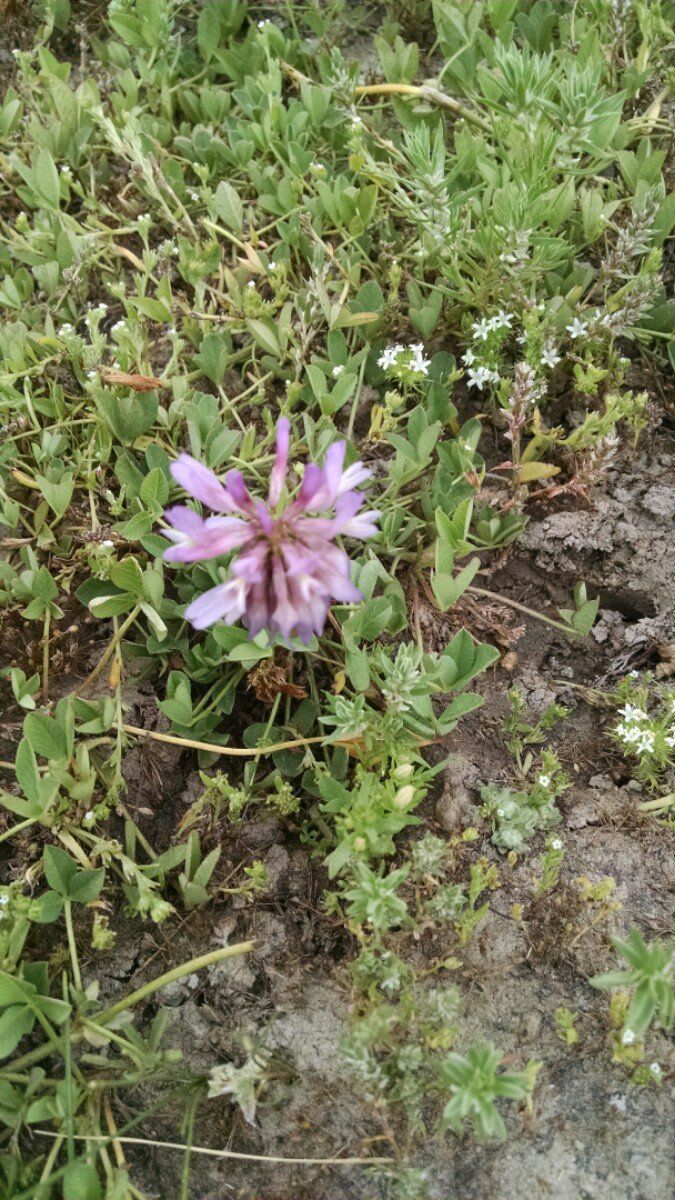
[185,578,248,629]
[268,417,290,508]
[171,454,236,513]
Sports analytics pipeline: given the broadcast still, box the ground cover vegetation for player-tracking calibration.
[0,1,673,1198]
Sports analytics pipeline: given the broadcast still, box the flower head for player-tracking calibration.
[163,420,379,643]
[566,316,588,339]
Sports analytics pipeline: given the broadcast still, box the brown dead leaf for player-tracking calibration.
[99,368,166,391]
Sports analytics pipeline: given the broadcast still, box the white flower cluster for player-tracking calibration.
[377,342,431,377]
[615,704,656,755]
[471,310,513,340]
[465,364,500,391]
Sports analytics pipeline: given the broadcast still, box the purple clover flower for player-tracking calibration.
[163,418,380,643]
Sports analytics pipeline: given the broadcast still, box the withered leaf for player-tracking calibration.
[99,368,166,391]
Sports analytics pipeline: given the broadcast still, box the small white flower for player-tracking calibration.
[189,191,199,202]
[60,164,72,175]
[538,774,551,788]
[409,342,431,376]
[466,366,493,390]
[351,115,363,126]
[489,309,513,330]
[462,348,475,366]
[471,317,492,341]
[541,346,561,368]
[0,895,9,907]
[621,1028,635,1045]
[86,369,97,379]
[566,317,588,339]
[332,365,344,378]
[649,1062,661,1076]
[246,280,255,289]
[617,704,648,723]
[83,810,95,822]
[550,838,563,851]
[664,732,675,748]
[257,19,268,28]
[377,343,404,370]
[100,540,114,549]
[635,730,655,754]
[629,670,640,679]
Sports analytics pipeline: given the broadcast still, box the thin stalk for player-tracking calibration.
[41,608,51,701]
[62,974,74,1162]
[5,943,253,1075]
[32,1129,393,1167]
[63,900,82,992]
[77,604,142,694]
[353,82,491,132]
[467,585,577,637]
[96,942,253,1025]
[120,723,332,758]
[0,818,36,843]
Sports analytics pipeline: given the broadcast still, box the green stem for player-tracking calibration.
[63,900,82,992]
[42,608,51,702]
[5,942,253,1076]
[0,818,36,844]
[96,942,253,1025]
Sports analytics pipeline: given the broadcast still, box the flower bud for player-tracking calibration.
[393,762,414,781]
[353,836,366,853]
[393,785,415,809]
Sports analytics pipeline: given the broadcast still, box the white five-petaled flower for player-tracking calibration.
[471,317,493,341]
[541,346,561,368]
[550,838,563,851]
[538,774,551,787]
[621,1029,636,1045]
[566,317,588,339]
[332,365,344,377]
[649,1062,661,1076]
[489,309,513,330]
[466,366,494,391]
[378,343,404,370]
[410,342,431,376]
[462,348,476,365]
[617,704,648,723]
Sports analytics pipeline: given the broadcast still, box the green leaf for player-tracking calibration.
[246,319,281,357]
[69,867,105,904]
[88,593,135,618]
[213,181,243,231]
[431,557,480,611]
[63,1161,102,1200]
[197,4,222,60]
[0,1007,34,1059]
[110,558,144,596]
[43,845,79,897]
[23,712,68,761]
[345,647,371,691]
[33,148,60,209]
[14,739,40,803]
